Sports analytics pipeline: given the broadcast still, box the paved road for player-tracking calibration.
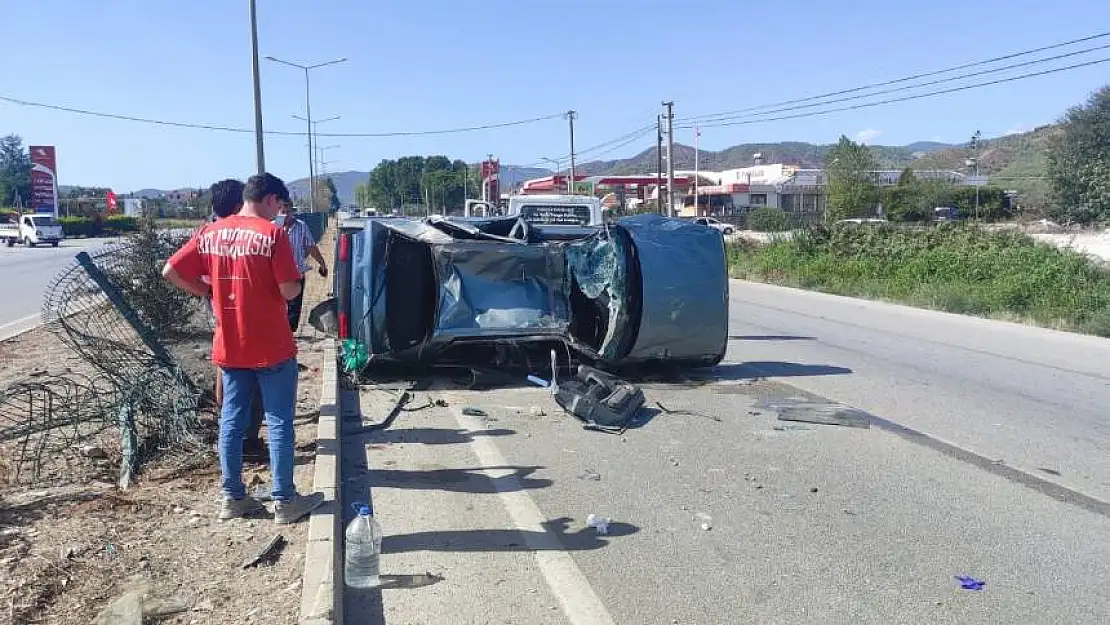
[347,281,1110,624]
[0,238,115,339]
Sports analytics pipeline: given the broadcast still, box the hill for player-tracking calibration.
[910,124,1059,205]
[287,170,366,206]
[577,140,954,176]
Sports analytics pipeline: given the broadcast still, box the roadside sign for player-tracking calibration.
[966,175,989,187]
[29,146,59,216]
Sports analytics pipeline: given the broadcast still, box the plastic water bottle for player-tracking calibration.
[344,503,382,588]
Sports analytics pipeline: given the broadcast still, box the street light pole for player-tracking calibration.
[248,0,265,174]
[265,55,347,209]
[566,110,577,193]
[294,115,340,205]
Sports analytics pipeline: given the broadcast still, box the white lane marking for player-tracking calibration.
[452,408,617,625]
[0,314,42,340]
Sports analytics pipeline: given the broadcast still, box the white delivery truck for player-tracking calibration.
[465,194,604,226]
[0,213,65,247]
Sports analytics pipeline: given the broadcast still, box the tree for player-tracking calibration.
[0,135,32,208]
[1046,85,1110,224]
[366,159,399,209]
[326,177,341,212]
[366,155,475,215]
[824,135,879,221]
[881,167,930,222]
[354,182,370,209]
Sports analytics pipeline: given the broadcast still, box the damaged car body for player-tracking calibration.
[326,213,729,374]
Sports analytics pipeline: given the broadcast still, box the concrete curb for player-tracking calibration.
[299,340,343,625]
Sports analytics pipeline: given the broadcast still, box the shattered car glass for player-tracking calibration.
[328,213,729,372]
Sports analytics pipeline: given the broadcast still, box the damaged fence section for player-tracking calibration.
[0,228,212,487]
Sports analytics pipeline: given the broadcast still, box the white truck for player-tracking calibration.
[0,213,65,247]
[464,194,604,226]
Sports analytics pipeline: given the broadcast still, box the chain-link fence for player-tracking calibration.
[0,224,214,487]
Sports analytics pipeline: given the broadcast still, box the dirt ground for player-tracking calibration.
[0,222,336,625]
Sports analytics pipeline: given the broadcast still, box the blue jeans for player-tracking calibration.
[220,358,298,501]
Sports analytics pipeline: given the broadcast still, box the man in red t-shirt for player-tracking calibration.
[163,173,323,524]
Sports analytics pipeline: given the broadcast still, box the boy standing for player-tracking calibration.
[163,173,323,524]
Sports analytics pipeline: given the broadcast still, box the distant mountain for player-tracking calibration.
[122,134,1048,202]
[287,170,367,206]
[576,140,958,177]
[288,166,552,204]
[905,141,955,154]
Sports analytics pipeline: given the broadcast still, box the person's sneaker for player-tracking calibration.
[218,496,265,520]
[273,492,326,525]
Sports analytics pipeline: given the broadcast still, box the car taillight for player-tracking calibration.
[338,234,350,262]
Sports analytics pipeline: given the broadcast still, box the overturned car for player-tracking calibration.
[328,213,728,373]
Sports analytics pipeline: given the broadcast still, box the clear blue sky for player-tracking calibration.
[1,0,1107,191]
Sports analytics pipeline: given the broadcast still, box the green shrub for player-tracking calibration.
[729,222,1110,337]
[747,207,793,232]
[104,215,138,234]
[59,216,97,237]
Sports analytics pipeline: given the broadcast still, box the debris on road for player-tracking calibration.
[242,534,287,569]
[763,399,872,429]
[350,391,411,433]
[955,575,987,591]
[586,514,611,535]
[655,401,720,422]
[553,365,645,434]
[461,406,489,417]
[577,469,602,481]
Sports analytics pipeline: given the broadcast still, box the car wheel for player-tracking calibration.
[51,241,59,248]
[4,238,12,248]
[23,238,33,248]
[723,228,734,235]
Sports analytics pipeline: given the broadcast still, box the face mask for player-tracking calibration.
[274,214,287,226]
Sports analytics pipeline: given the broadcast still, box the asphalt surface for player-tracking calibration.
[346,281,1110,625]
[0,237,114,339]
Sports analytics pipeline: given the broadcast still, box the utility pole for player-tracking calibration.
[248,0,265,174]
[662,101,675,218]
[567,110,577,194]
[694,124,700,216]
[656,115,663,215]
[970,130,982,219]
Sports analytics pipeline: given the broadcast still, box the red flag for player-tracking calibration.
[106,190,118,214]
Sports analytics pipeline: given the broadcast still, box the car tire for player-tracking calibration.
[51,241,59,248]
[4,238,12,248]
[23,238,33,248]
[723,228,734,235]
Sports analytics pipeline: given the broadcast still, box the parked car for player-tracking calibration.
[692,216,735,235]
[326,213,729,373]
[0,213,65,247]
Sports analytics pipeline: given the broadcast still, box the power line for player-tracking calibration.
[683,29,1110,122]
[677,57,1110,130]
[0,94,564,137]
[683,42,1110,125]
[521,123,657,169]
